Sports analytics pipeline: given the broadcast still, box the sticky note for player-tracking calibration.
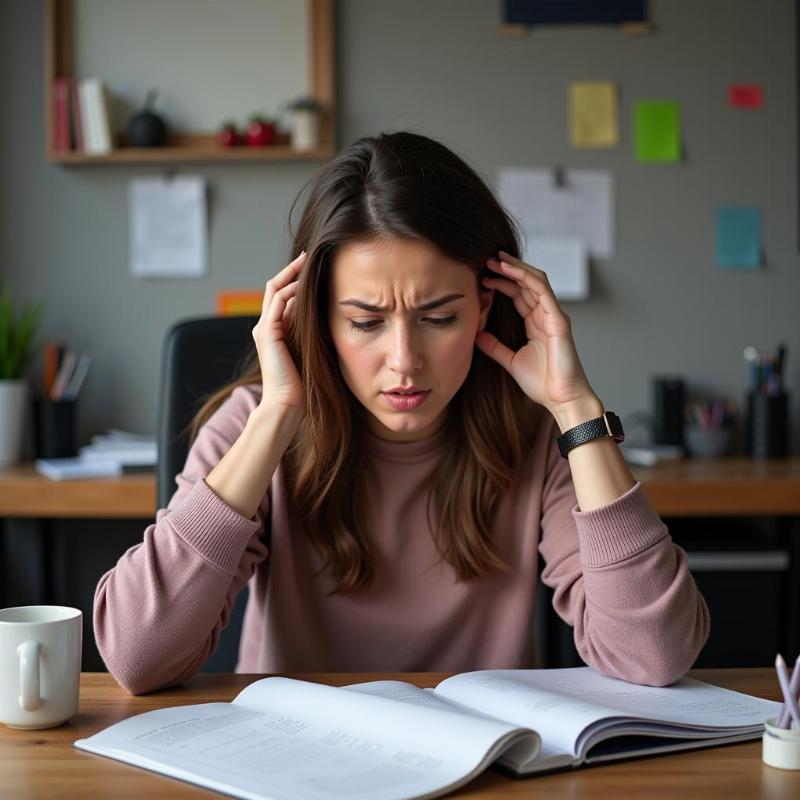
[569,81,618,148]
[217,291,264,315]
[715,207,761,269]
[729,85,763,108]
[634,101,681,162]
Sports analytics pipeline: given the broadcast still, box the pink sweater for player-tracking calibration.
[94,385,709,695]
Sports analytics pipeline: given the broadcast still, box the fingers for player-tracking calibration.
[474,330,515,371]
[284,296,296,324]
[259,251,307,322]
[488,253,563,318]
[264,282,298,328]
[482,271,533,318]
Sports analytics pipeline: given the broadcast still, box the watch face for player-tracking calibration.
[606,412,624,439]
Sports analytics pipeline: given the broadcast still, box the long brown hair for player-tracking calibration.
[190,131,543,593]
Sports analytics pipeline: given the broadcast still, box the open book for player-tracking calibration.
[74,667,779,800]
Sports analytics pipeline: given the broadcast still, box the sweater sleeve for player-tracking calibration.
[537,419,710,686]
[93,385,270,695]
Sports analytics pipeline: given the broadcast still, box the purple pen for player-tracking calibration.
[776,654,800,730]
[778,654,800,729]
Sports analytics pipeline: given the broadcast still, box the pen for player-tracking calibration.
[776,654,800,730]
[42,340,58,399]
[743,345,759,392]
[775,343,786,394]
[778,653,800,729]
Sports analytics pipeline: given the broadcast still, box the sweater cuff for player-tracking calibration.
[573,481,668,568]
[166,479,262,575]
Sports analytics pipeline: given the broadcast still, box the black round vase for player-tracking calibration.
[127,111,167,147]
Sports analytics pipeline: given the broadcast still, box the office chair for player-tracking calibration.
[157,314,259,671]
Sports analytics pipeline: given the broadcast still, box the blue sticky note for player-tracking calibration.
[716,207,761,269]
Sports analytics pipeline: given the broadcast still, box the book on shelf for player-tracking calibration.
[53,77,71,153]
[74,667,779,800]
[68,77,84,152]
[77,78,112,155]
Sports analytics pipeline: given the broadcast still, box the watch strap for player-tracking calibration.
[557,411,625,459]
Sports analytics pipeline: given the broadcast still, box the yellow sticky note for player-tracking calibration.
[569,81,618,148]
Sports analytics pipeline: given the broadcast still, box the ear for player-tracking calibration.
[477,286,495,332]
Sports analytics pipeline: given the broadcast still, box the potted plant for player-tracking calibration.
[284,96,323,151]
[0,287,43,466]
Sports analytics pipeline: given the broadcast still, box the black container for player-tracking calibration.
[33,397,77,458]
[653,376,685,448]
[745,391,789,459]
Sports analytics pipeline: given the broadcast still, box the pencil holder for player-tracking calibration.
[763,717,800,770]
[32,397,77,459]
[745,391,789,459]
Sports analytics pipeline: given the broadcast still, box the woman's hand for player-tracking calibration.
[252,251,307,419]
[474,250,603,430]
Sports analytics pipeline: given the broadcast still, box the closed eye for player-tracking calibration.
[349,315,458,333]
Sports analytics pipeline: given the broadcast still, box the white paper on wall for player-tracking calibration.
[522,236,589,301]
[496,167,614,260]
[129,177,208,279]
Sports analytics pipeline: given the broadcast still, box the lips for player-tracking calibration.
[384,386,426,394]
[381,389,431,410]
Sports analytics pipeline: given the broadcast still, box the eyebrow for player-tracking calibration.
[338,293,465,312]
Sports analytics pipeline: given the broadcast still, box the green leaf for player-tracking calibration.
[0,286,44,380]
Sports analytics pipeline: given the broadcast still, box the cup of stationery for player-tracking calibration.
[32,396,77,458]
[0,606,82,729]
[685,426,733,458]
[763,718,800,769]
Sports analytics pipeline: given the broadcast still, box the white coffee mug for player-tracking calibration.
[0,605,82,729]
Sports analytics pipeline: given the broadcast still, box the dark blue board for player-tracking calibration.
[503,0,647,26]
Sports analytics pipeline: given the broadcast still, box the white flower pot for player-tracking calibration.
[0,380,28,466]
[290,110,321,151]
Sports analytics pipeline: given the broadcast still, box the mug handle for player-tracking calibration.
[18,640,42,711]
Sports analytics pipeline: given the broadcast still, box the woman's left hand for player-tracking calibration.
[474,250,603,428]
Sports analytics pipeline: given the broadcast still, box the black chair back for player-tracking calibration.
[157,315,258,509]
[156,315,258,672]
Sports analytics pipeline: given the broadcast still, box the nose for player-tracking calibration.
[385,321,422,375]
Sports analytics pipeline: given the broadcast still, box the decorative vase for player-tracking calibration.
[0,380,28,466]
[290,110,321,151]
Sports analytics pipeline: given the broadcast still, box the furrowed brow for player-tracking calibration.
[338,293,465,312]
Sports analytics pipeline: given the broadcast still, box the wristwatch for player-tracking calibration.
[557,411,625,459]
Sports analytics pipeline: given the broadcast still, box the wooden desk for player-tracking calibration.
[1,669,798,799]
[0,464,156,518]
[2,457,799,518]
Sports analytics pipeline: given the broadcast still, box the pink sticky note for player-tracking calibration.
[729,85,763,108]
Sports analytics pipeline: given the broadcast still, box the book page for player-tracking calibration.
[433,668,779,759]
[75,677,539,800]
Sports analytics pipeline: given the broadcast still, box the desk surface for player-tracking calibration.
[1,669,797,799]
[2,457,800,518]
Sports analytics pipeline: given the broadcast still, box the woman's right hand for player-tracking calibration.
[252,251,307,418]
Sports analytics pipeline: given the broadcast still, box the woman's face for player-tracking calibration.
[329,237,494,442]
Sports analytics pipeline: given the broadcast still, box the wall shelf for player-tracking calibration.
[44,0,336,165]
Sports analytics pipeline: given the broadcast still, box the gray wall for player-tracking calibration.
[2,0,798,450]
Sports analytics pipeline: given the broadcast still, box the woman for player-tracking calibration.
[94,131,709,695]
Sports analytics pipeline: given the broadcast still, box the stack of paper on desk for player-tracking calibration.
[74,667,779,800]
[35,429,157,480]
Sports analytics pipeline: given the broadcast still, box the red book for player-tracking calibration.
[53,78,70,152]
[68,77,84,152]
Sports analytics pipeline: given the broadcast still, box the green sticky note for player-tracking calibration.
[716,207,761,269]
[634,101,681,162]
